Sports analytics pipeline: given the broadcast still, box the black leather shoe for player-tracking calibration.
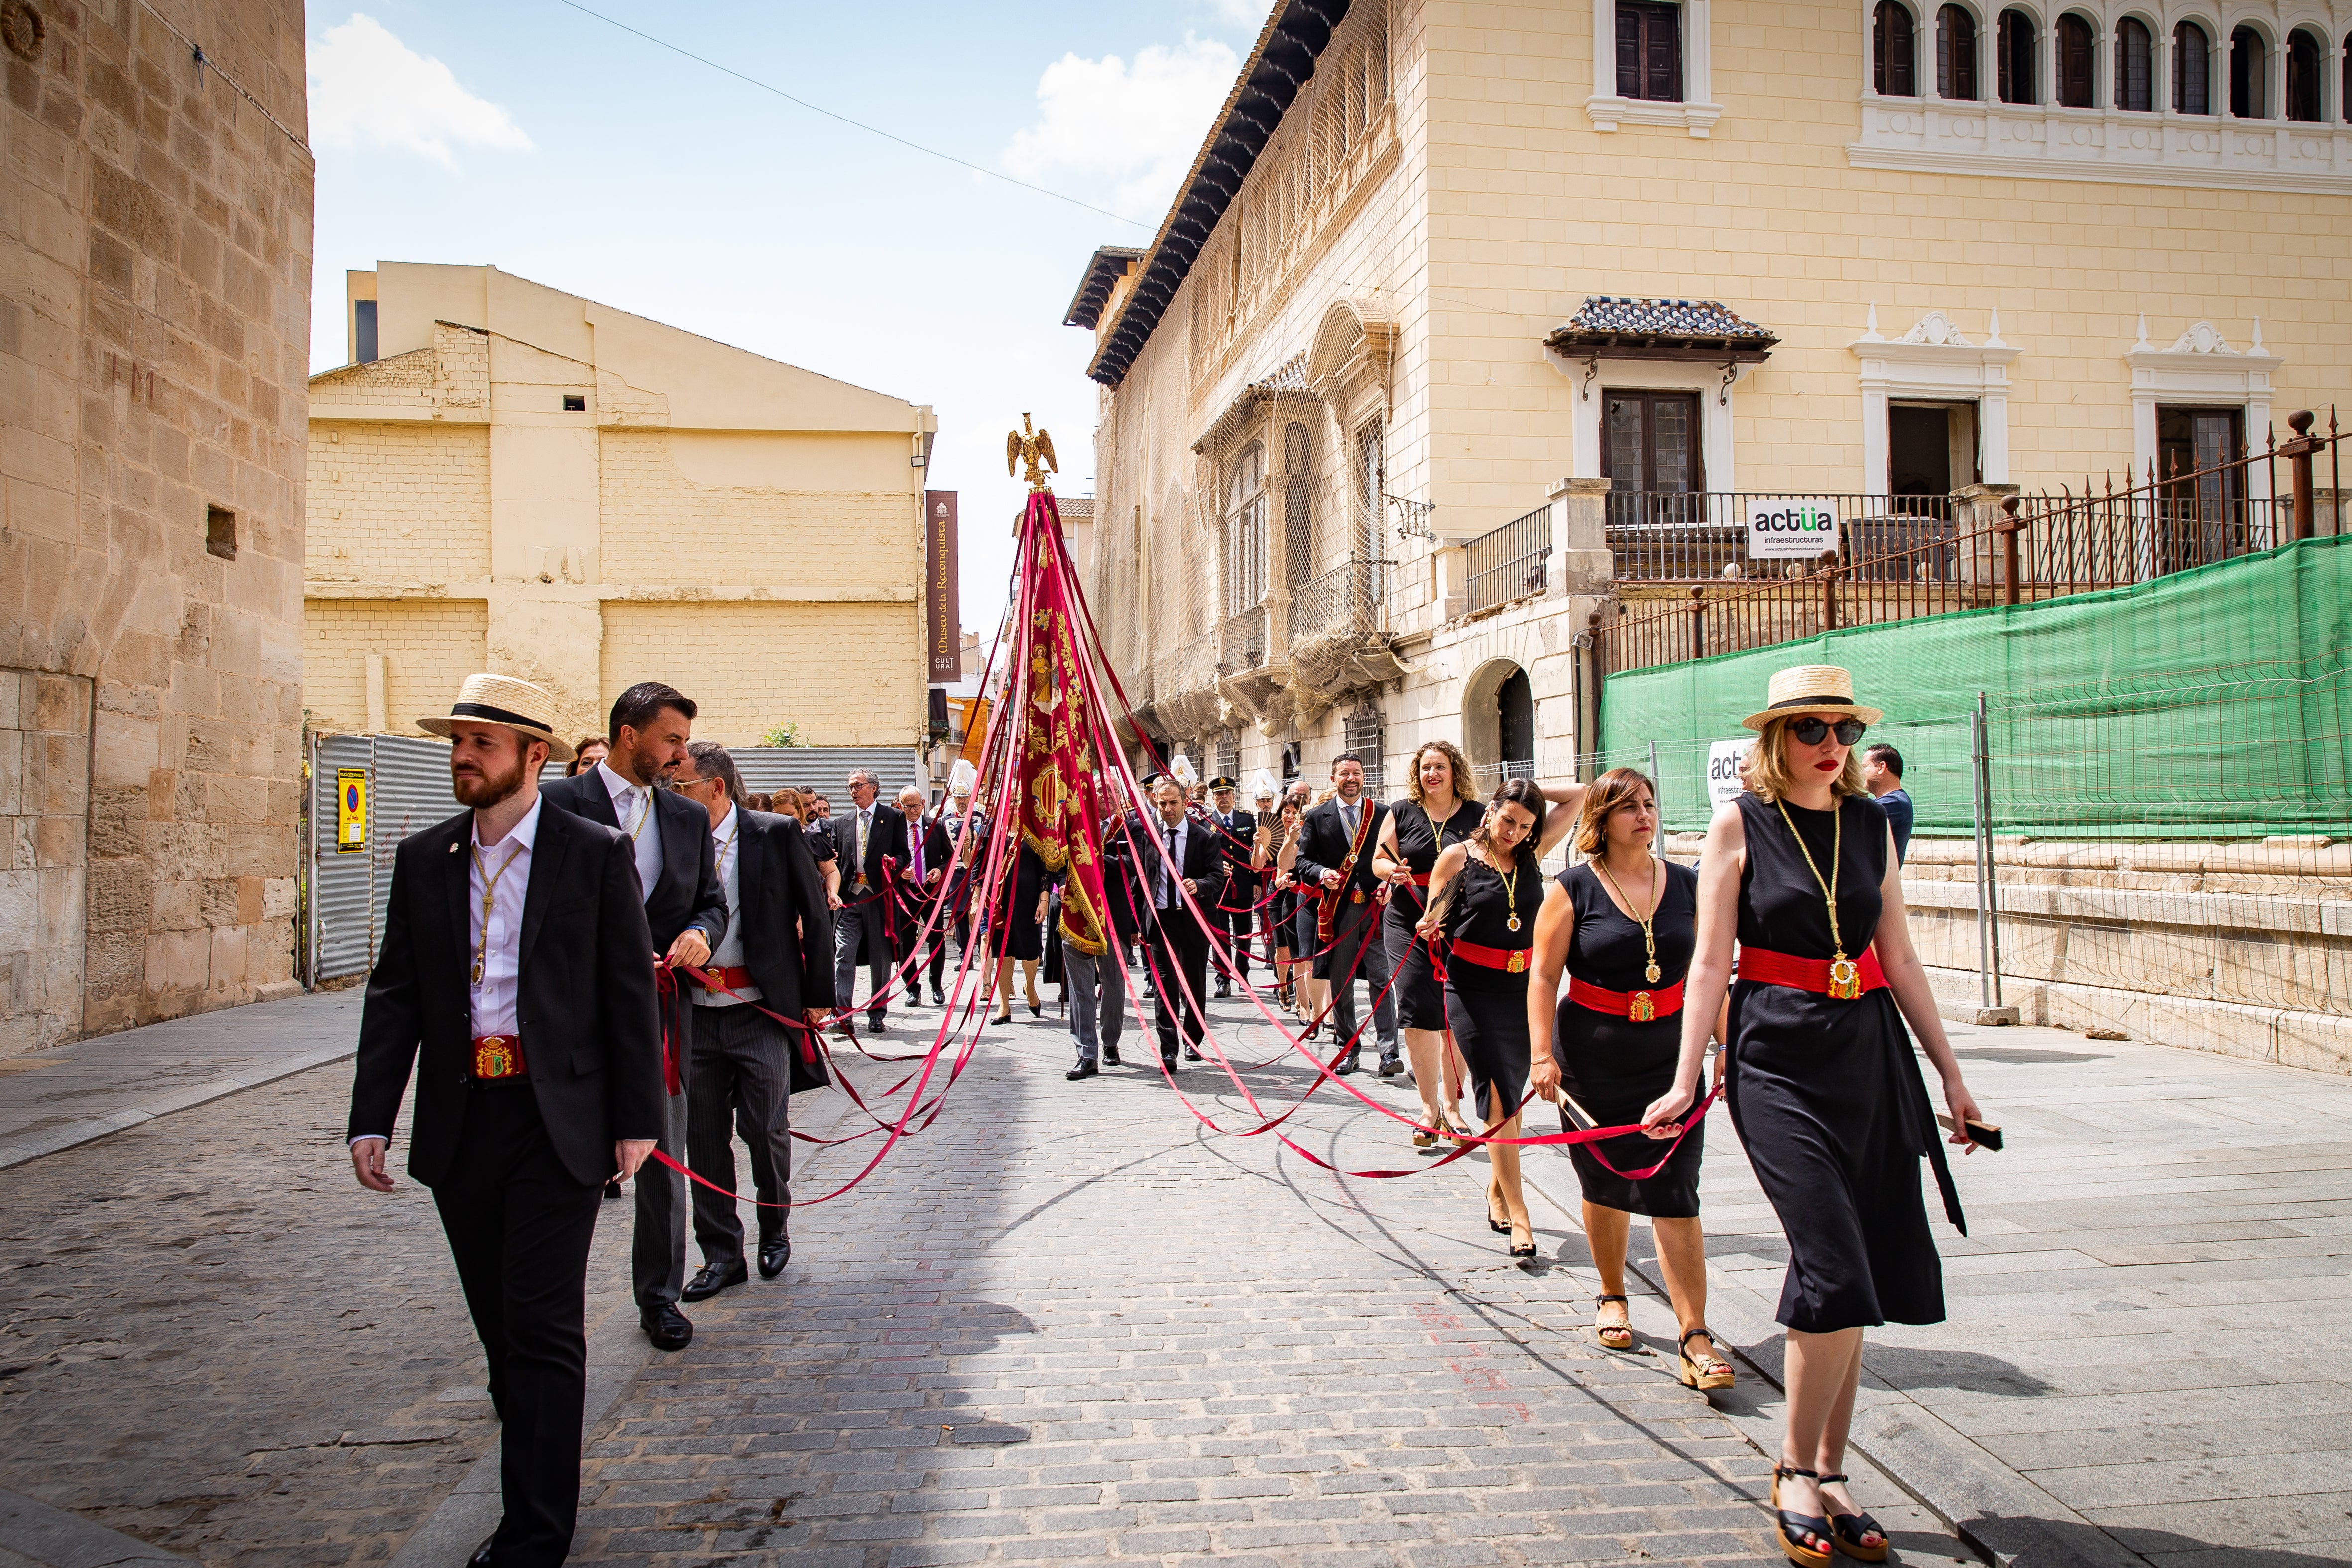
[868,1016,887,1035]
[682,1257,748,1302]
[1103,1047,1121,1066]
[1161,1053,1178,1072]
[1378,1054,1404,1077]
[641,1303,693,1351]
[1066,1060,1098,1080]
[469,1534,498,1566]
[1184,1044,1202,1061]
[757,1237,791,1279]
[1336,1051,1362,1075]
[931,989,946,1007]
[1215,982,1231,999]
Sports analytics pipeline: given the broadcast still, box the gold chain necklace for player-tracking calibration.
[470,838,527,986]
[1497,851,1523,933]
[1594,851,1663,984]
[1774,798,1862,999]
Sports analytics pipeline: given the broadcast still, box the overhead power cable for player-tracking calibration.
[551,0,1150,229]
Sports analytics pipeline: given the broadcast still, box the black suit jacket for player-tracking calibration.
[1294,796,1390,902]
[724,809,837,1017]
[539,768,728,955]
[1208,807,1259,902]
[907,810,953,898]
[1129,811,1228,939]
[832,799,909,889]
[348,802,666,1188]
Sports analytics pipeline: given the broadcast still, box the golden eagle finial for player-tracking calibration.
[1006,413,1058,492]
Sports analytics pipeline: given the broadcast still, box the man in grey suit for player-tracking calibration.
[537,681,727,1353]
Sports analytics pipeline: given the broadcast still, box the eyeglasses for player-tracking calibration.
[1789,716,1867,747]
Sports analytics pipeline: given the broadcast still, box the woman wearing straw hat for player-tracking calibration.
[1642,665,1986,1568]
[1528,767,1729,1390]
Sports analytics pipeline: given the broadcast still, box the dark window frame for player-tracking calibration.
[1601,389,1707,496]
[1997,9,2038,103]
[1875,0,1920,96]
[2114,17,2154,110]
[2284,28,2322,121]
[2174,20,2211,113]
[1615,0,1685,102]
[1937,4,1980,99]
[2230,25,2267,118]
[2056,12,2096,106]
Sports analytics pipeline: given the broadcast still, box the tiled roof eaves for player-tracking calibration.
[1063,246,1147,330]
[1083,0,1351,389]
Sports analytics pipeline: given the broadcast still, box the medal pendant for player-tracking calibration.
[1506,951,1527,974]
[1506,915,1521,933]
[1645,962,1662,984]
[1352,888,1365,904]
[1828,954,1861,1000]
[1629,991,1656,1023]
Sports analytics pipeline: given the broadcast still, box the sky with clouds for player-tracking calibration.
[307,0,1272,650]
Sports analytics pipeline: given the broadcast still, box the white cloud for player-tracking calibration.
[309,14,532,168]
[1202,0,1276,27]
[1003,37,1238,221]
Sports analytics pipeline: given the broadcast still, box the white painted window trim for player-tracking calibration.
[1584,0,1726,136]
[2123,315,2282,499]
[1848,308,2020,489]
[1542,348,1750,491]
[1846,0,2352,194]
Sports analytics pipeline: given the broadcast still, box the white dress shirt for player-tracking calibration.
[691,804,757,1009]
[597,759,663,905]
[469,796,542,1038]
[849,804,873,884]
[1156,815,1191,909]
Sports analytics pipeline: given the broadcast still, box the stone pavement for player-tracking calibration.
[3,967,2348,1567]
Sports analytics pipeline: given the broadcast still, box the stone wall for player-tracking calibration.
[0,0,312,1046]
[0,671,90,1053]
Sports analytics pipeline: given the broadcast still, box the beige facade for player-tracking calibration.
[1,0,313,1050]
[1073,0,2352,790]
[307,264,935,749]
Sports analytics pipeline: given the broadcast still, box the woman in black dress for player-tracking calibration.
[988,840,1049,1024]
[1529,768,1730,1390]
[1417,778,1581,1258]
[1254,789,1306,1011]
[1372,741,1485,1144]
[1644,666,1986,1568]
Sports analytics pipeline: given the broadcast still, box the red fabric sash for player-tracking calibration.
[1567,975,1685,1019]
[1740,943,1887,996]
[1449,939,1532,973]
[1313,801,1376,950]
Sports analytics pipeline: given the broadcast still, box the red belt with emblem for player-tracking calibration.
[1567,976,1684,1021]
[1740,944,1887,998]
[471,1034,527,1080]
[699,965,753,991]
[1449,939,1532,974]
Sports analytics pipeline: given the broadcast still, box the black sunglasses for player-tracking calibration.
[1789,716,1868,747]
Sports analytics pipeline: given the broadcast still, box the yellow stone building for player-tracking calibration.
[306,263,936,748]
[1070,0,2352,788]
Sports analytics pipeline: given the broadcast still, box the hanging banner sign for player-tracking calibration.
[1744,496,1841,560]
[925,490,961,683]
[1705,739,1752,810]
[336,768,369,853]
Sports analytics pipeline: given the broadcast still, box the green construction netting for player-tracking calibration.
[1595,534,2352,840]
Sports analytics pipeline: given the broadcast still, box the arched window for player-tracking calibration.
[2230,26,2267,117]
[1997,9,2038,103]
[2114,18,2153,109]
[2056,13,2096,105]
[1938,5,1980,98]
[2174,21,2211,113]
[2344,33,2351,122]
[2285,29,2322,121]
[1875,1,1920,95]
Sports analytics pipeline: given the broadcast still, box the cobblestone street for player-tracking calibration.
[6,977,2349,1567]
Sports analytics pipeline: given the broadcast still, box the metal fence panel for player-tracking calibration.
[311,734,461,983]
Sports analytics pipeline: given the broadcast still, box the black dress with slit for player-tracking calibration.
[1727,791,1962,1333]
[1554,859,1705,1218]
[1442,855,1536,1124]
[1386,799,1486,1032]
[994,843,1046,962]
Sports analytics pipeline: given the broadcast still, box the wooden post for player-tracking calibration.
[1819,548,1840,632]
[1997,496,2024,606]
[2282,409,2320,543]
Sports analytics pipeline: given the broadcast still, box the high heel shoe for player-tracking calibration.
[1026,995,1041,1017]
[990,1008,1013,1025]
[1507,1220,1537,1260]
[1593,1294,1634,1350]
[1770,1467,1834,1568]
[1676,1327,1735,1391]
[1815,1474,1887,1562]
[1487,1190,1511,1235]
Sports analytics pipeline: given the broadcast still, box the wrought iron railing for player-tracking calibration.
[1216,605,1268,676]
[1466,504,1553,612]
[1595,414,2349,677]
[1292,555,1395,644]
[1605,490,1963,581]
[1471,759,1537,789]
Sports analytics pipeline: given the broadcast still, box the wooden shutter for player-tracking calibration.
[1616,2,1642,97]
[2057,15,2093,106]
[1646,5,1683,102]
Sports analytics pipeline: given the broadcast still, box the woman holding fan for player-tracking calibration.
[1528,769,1728,1388]
[1643,665,1986,1568]
[1416,778,1581,1259]
[1372,741,1485,1145]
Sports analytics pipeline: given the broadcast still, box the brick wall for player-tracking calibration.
[0,0,312,1040]
[597,432,918,586]
[302,600,490,737]
[307,422,492,583]
[599,602,920,748]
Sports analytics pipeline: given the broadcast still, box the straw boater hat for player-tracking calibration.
[419,673,575,763]
[1740,664,1883,732]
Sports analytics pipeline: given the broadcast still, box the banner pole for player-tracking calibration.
[1972,699,1994,1012]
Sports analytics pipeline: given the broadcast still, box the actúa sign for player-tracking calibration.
[1744,497,1841,560]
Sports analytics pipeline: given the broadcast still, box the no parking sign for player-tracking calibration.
[336,768,368,853]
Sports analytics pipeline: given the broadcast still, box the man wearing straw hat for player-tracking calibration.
[348,673,664,1568]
